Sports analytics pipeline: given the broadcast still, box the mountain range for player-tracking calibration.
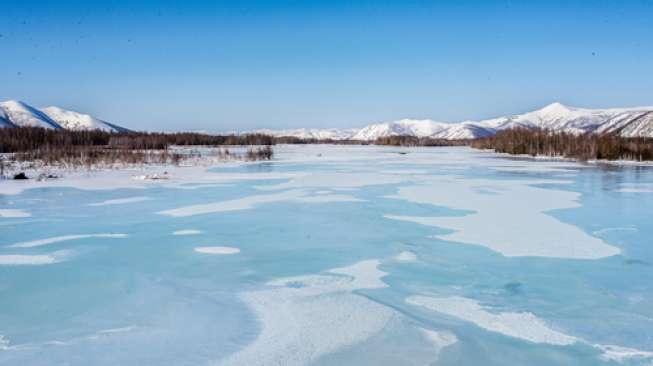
[254,102,653,140]
[2,100,653,139]
[0,100,129,132]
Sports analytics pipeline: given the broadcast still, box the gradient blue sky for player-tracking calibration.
[1,0,652,131]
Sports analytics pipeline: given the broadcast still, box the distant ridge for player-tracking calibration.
[0,100,130,132]
[3,100,652,139]
[253,102,653,140]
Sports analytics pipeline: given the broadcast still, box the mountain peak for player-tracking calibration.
[539,102,571,113]
[0,100,128,132]
[0,100,31,109]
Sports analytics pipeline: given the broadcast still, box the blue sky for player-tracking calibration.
[1,0,652,132]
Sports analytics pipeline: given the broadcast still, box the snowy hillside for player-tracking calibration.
[253,102,653,140]
[253,128,358,140]
[0,100,62,129]
[0,100,129,132]
[41,106,130,133]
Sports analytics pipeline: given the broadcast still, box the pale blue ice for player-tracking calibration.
[1,146,652,365]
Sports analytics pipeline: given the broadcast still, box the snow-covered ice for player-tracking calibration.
[406,295,578,345]
[194,246,240,255]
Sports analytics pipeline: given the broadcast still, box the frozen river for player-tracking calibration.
[1,145,653,365]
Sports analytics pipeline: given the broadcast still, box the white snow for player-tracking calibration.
[173,229,202,236]
[0,209,31,218]
[88,196,151,206]
[256,172,407,190]
[194,246,240,255]
[40,106,127,132]
[596,344,653,363]
[295,194,364,203]
[406,295,578,345]
[159,190,364,217]
[420,328,458,351]
[384,177,620,259]
[0,163,303,196]
[0,254,58,265]
[7,233,128,248]
[395,251,418,262]
[0,100,128,132]
[616,183,653,193]
[248,102,653,140]
[159,190,307,217]
[0,100,61,129]
[217,260,394,366]
[0,250,70,265]
[252,128,358,140]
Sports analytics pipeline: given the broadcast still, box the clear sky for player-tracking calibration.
[1,0,652,132]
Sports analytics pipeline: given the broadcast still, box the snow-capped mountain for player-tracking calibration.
[253,102,653,140]
[40,106,130,132]
[253,128,359,140]
[0,100,129,132]
[351,119,495,140]
[476,102,653,137]
[0,100,62,129]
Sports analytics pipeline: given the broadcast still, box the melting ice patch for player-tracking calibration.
[0,209,31,218]
[217,260,396,366]
[0,250,71,265]
[616,183,653,193]
[172,229,202,236]
[395,251,418,262]
[420,328,458,351]
[159,190,307,217]
[596,344,653,363]
[194,246,240,255]
[490,165,579,174]
[88,196,151,206]
[7,233,128,248]
[385,177,620,259]
[407,295,578,346]
[158,190,363,217]
[295,194,364,203]
[0,335,20,350]
[255,172,408,191]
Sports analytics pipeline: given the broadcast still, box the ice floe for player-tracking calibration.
[218,260,395,366]
[159,190,307,217]
[172,229,202,236]
[406,295,578,345]
[596,344,653,363]
[255,172,408,190]
[395,251,418,262]
[88,196,151,206]
[0,250,70,265]
[0,209,31,218]
[159,190,363,217]
[295,194,364,203]
[194,246,240,255]
[420,328,458,351]
[385,177,620,259]
[7,233,128,248]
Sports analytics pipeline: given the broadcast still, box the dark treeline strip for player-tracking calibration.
[273,136,370,145]
[11,145,275,167]
[15,146,184,167]
[374,136,469,147]
[0,128,274,153]
[471,128,653,161]
[273,135,468,146]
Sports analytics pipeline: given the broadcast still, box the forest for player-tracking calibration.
[471,128,653,161]
[0,128,275,171]
[0,128,274,153]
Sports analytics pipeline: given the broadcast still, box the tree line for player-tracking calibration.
[0,128,275,153]
[373,135,468,147]
[471,128,653,161]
